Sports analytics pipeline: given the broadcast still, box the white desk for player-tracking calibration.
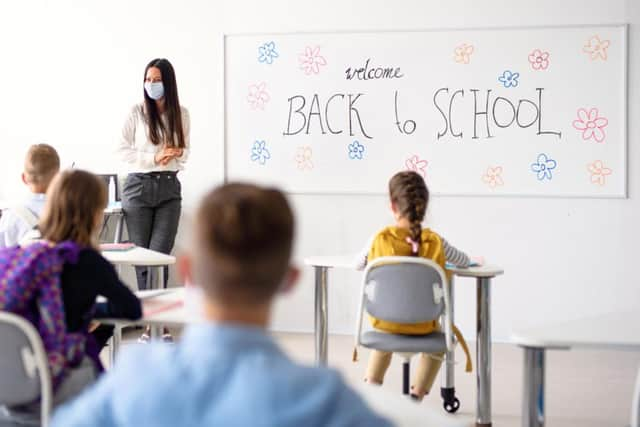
[511,311,640,427]
[304,255,504,427]
[102,247,177,360]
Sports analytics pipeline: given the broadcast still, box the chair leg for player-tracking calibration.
[402,360,410,395]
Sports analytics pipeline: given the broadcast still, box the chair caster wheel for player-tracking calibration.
[441,387,460,413]
[443,397,460,413]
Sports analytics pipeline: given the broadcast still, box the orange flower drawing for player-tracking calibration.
[482,166,504,188]
[583,35,610,61]
[587,160,612,185]
[454,44,474,64]
[295,146,313,170]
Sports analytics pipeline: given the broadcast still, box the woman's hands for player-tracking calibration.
[154,146,184,165]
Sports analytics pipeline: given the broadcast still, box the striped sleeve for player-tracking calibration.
[442,237,470,267]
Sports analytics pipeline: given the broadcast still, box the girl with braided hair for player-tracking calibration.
[356,171,474,401]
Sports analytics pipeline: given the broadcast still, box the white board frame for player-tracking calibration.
[223,23,628,198]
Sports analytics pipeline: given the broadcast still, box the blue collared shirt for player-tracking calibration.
[52,324,392,427]
[0,193,46,248]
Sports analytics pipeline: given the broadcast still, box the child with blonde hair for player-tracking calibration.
[0,144,60,247]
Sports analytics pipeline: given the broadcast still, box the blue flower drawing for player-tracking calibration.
[348,140,365,160]
[530,153,557,181]
[258,41,279,64]
[498,70,520,88]
[251,140,271,165]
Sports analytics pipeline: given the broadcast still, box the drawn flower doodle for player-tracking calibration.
[298,46,327,75]
[498,70,520,88]
[258,41,279,64]
[583,35,610,61]
[251,140,271,165]
[530,153,557,181]
[295,146,313,170]
[247,82,270,110]
[572,108,608,143]
[482,166,504,188]
[587,160,612,186]
[405,155,428,177]
[454,44,474,64]
[528,49,550,70]
[348,141,365,160]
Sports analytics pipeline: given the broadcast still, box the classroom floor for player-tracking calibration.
[110,330,639,427]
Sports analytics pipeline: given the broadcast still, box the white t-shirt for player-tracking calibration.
[0,193,46,248]
[117,104,191,174]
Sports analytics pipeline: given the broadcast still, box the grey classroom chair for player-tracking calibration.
[354,256,458,412]
[631,364,640,427]
[0,311,52,427]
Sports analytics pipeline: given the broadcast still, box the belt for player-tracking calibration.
[130,171,177,179]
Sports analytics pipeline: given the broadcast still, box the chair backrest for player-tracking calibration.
[0,311,52,426]
[632,364,640,427]
[363,256,447,324]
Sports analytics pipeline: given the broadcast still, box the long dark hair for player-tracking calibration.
[143,58,186,148]
[389,171,429,256]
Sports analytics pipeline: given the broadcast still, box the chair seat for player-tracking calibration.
[361,331,447,353]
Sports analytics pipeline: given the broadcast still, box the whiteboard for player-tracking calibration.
[224,25,627,196]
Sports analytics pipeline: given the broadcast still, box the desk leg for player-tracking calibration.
[522,347,545,427]
[109,325,122,367]
[476,277,492,427]
[150,266,164,340]
[314,266,329,366]
[114,215,124,244]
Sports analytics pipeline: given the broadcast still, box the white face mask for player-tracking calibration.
[144,81,165,100]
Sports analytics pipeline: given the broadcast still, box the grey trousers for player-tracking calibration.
[121,172,181,290]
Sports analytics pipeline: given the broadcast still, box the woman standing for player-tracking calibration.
[118,58,189,340]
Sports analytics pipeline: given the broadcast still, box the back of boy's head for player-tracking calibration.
[24,144,60,189]
[389,171,429,249]
[39,169,107,247]
[194,183,294,305]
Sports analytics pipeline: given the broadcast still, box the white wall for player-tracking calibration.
[0,0,637,341]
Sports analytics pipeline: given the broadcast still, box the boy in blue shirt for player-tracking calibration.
[52,183,391,427]
[0,144,60,247]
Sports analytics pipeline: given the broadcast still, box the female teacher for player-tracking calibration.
[118,58,189,310]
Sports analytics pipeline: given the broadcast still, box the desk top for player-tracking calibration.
[510,311,640,351]
[101,288,189,326]
[102,246,176,266]
[304,255,504,278]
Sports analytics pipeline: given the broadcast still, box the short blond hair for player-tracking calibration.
[39,169,107,247]
[24,144,60,187]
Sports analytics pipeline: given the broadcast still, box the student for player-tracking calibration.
[356,171,473,401]
[0,144,60,248]
[39,169,142,357]
[52,183,391,427]
[0,170,141,417]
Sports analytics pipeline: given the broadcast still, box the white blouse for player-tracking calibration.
[117,104,190,173]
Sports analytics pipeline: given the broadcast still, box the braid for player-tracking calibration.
[389,171,430,256]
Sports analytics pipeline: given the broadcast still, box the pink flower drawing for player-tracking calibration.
[405,155,428,177]
[295,146,313,170]
[572,108,608,143]
[298,46,327,75]
[247,82,270,110]
[482,166,504,188]
[583,35,610,61]
[454,44,474,64]
[528,49,550,70]
[587,160,612,185]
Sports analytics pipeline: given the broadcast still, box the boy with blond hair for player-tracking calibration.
[0,144,60,247]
